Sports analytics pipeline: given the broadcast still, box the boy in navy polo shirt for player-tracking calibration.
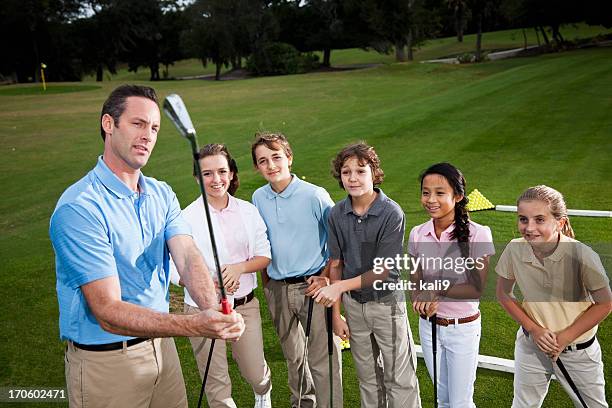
[251,132,342,408]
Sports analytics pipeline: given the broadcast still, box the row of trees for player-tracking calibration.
[1,0,610,83]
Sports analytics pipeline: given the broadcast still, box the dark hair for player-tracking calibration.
[195,144,240,195]
[100,84,158,141]
[420,162,470,256]
[331,142,384,189]
[251,131,293,166]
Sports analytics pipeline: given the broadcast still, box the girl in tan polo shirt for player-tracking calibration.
[496,185,611,408]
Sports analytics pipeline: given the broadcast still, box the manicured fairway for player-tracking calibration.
[1,45,610,407]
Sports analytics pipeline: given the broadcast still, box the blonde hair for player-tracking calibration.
[517,185,575,238]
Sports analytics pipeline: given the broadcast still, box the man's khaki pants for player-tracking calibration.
[512,328,608,408]
[264,279,343,408]
[185,297,272,408]
[343,294,421,408]
[65,337,187,408]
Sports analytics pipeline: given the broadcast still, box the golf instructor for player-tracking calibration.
[49,84,245,408]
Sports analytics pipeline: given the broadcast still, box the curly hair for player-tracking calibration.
[194,144,240,196]
[331,142,384,190]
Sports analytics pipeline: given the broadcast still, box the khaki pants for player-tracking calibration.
[513,329,608,408]
[185,297,272,408]
[343,294,421,408]
[65,337,187,408]
[264,280,343,408]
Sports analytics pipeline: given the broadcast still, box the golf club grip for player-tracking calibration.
[326,307,333,354]
[305,297,314,335]
[220,298,232,315]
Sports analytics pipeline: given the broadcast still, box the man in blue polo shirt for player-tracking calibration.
[251,132,343,408]
[49,85,244,408]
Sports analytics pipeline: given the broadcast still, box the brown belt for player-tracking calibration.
[420,312,480,327]
[233,290,255,308]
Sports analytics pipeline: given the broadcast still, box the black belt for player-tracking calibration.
[522,327,595,352]
[72,337,150,352]
[234,290,255,307]
[275,269,322,284]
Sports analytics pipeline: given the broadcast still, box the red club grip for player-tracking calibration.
[220,298,232,315]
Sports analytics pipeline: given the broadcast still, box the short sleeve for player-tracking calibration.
[408,226,418,257]
[376,205,405,260]
[50,204,118,289]
[578,245,610,292]
[470,225,495,259]
[164,189,191,241]
[252,208,272,259]
[316,188,334,225]
[327,209,343,261]
[495,243,515,280]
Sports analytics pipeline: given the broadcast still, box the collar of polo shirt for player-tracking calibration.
[264,173,300,199]
[94,156,147,199]
[342,187,387,217]
[520,233,574,264]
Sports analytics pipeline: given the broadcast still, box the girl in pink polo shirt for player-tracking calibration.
[409,162,494,408]
[171,144,273,408]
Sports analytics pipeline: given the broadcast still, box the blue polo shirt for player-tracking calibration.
[49,157,190,344]
[252,175,333,280]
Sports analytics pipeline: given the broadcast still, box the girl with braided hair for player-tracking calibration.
[409,162,495,407]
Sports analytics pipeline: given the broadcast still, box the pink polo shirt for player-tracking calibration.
[408,219,495,318]
[210,196,255,299]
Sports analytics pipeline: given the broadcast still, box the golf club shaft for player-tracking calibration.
[298,297,315,408]
[431,314,437,408]
[197,338,216,408]
[190,137,230,314]
[187,124,230,408]
[556,358,588,408]
[326,306,333,408]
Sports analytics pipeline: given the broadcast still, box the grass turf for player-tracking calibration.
[1,35,611,407]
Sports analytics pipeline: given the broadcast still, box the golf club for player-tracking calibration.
[431,314,438,408]
[163,94,232,408]
[556,358,588,408]
[297,297,315,408]
[326,306,334,408]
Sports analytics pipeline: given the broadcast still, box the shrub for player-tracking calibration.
[247,42,300,76]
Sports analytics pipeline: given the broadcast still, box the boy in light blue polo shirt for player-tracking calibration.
[251,132,342,408]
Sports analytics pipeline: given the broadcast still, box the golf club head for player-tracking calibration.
[163,94,196,140]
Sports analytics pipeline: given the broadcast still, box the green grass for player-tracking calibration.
[1,35,611,407]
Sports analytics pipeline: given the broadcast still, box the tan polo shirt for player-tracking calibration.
[496,234,609,343]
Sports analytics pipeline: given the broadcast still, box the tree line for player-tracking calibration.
[1,0,609,83]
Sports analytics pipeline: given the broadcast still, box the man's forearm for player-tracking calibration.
[181,259,218,310]
[96,300,204,338]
